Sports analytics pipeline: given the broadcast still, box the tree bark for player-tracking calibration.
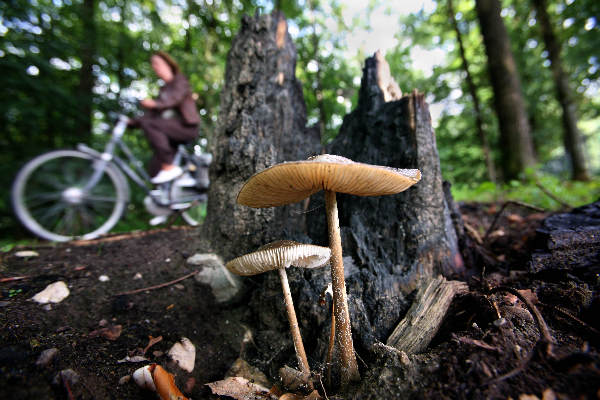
[531,0,590,181]
[305,53,465,352]
[202,11,321,261]
[448,0,496,183]
[77,0,96,139]
[475,0,536,180]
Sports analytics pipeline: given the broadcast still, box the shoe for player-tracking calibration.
[149,215,169,226]
[174,173,196,187]
[170,202,191,210]
[151,166,183,184]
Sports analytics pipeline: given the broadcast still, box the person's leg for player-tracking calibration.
[139,117,177,169]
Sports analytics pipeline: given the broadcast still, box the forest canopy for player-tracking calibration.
[1,0,598,235]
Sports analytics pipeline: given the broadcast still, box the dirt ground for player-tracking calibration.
[1,204,599,399]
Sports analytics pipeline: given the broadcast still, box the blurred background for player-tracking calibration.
[1,0,598,244]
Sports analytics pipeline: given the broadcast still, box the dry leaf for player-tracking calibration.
[206,376,276,400]
[143,335,163,355]
[89,324,122,341]
[118,355,149,363]
[279,390,322,400]
[153,364,188,400]
[168,337,195,372]
[226,358,271,389]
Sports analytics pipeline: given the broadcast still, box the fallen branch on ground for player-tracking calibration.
[113,270,198,296]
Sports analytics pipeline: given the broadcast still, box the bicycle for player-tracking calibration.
[11,115,211,242]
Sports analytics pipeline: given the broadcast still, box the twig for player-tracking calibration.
[317,373,329,400]
[489,286,554,355]
[483,285,555,385]
[483,200,546,242]
[0,276,29,283]
[539,302,600,336]
[113,270,198,296]
[534,181,571,209]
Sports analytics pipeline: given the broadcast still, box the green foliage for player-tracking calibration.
[452,173,600,210]
[387,0,599,185]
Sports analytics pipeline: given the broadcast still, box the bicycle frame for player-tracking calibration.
[76,115,206,208]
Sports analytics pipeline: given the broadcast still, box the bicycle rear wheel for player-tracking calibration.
[12,150,128,242]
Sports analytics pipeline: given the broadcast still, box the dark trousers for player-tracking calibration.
[135,116,198,177]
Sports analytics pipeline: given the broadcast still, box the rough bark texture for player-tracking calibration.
[302,54,464,352]
[202,11,320,261]
[386,275,468,354]
[530,200,600,273]
[532,0,590,181]
[475,0,536,180]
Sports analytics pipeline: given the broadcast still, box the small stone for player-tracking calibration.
[174,284,185,290]
[53,369,79,386]
[189,253,242,303]
[15,250,39,258]
[165,258,171,263]
[133,272,142,280]
[36,348,59,367]
[98,275,110,282]
[168,337,195,372]
[118,375,131,385]
[98,319,108,327]
[32,281,69,304]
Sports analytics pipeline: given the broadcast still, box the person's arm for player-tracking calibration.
[152,75,191,110]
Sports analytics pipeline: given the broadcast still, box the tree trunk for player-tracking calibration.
[202,11,321,261]
[475,0,536,180]
[77,0,96,139]
[448,0,497,184]
[531,0,590,181]
[309,0,326,142]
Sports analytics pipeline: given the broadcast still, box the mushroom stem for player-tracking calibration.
[324,190,360,385]
[278,267,312,382]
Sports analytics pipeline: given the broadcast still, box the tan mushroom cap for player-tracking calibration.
[237,154,421,208]
[226,240,331,276]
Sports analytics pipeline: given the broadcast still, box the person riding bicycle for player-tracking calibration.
[130,51,200,184]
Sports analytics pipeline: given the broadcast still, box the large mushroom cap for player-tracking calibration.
[237,154,421,208]
[226,240,331,276]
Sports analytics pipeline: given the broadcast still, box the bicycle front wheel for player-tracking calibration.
[12,150,128,242]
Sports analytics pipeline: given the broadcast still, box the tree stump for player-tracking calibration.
[202,11,320,260]
[305,52,464,350]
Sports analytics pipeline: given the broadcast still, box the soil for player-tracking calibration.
[1,203,599,399]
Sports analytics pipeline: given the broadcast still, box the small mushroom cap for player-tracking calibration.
[226,240,331,276]
[237,154,421,208]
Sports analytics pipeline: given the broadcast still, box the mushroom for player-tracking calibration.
[226,240,331,383]
[236,154,421,385]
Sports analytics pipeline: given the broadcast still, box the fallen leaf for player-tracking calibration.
[118,355,149,363]
[542,388,556,400]
[454,335,500,352]
[168,338,195,373]
[206,377,275,400]
[279,390,322,400]
[152,364,188,400]
[15,250,39,257]
[226,358,271,389]
[143,335,163,355]
[36,348,59,367]
[32,281,70,304]
[89,324,122,340]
